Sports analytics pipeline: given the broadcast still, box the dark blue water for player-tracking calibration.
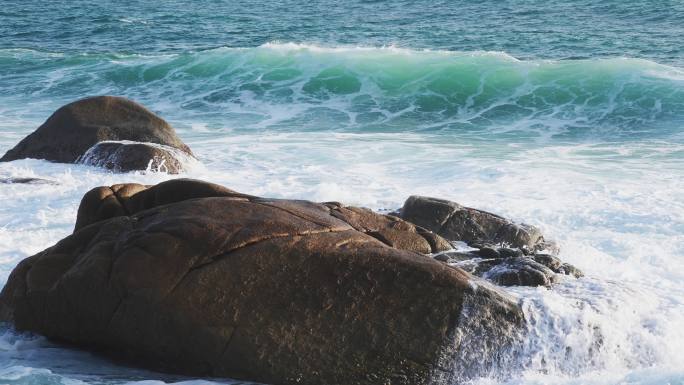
[3,0,684,65]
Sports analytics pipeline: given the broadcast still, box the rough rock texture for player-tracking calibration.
[0,179,524,385]
[0,96,192,163]
[398,196,553,253]
[78,141,186,174]
[433,248,583,287]
[399,195,583,287]
[71,179,453,257]
[477,258,558,287]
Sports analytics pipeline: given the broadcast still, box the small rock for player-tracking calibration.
[476,247,501,259]
[533,254,583,278]
[483,257,557,287]
[398,195,546,251]
[449,250,583,287]
[498,247,524,259]
[78,141,188,174]
[532,254,562,270]
[559,262,584,278]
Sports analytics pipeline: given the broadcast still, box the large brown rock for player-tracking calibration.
[0,179,523,385]
[0,96,192,163]
[398,196,552,253]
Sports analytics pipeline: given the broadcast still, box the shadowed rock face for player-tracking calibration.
[398,196,554,253]
[78,141,186,174]
[0,96,192,164]
[0,179,524,385]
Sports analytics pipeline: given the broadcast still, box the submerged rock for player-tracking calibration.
[0,177,57,185]
[78,141,188,174]
[0,179,523,385]
[0,96,193,172]
[398,195,555,253]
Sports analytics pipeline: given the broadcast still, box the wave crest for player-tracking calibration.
[1,44,683,139]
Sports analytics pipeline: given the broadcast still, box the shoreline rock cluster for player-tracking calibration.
[396,196,582,287]
[0,179,526,385]
[0,97,583,385]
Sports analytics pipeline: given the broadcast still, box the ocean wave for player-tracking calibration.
[0,44,683,140]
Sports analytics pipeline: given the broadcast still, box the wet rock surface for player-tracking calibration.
[78,141,187,174]
[433,247,583,287]
[0,179,523,385]
[398,195,556,253]
[0,96,193,172]
[395,195,581,287]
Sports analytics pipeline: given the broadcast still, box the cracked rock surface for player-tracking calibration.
[0,179,524,385]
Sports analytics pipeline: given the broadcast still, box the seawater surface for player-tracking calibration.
[1,1,684,385]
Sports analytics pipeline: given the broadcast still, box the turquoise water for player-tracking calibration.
[3,45,684,141]
[1,2,684,385]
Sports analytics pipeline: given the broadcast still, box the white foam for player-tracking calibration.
[258,41,521,61]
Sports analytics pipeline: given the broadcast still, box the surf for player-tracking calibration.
[1,43,683,142]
